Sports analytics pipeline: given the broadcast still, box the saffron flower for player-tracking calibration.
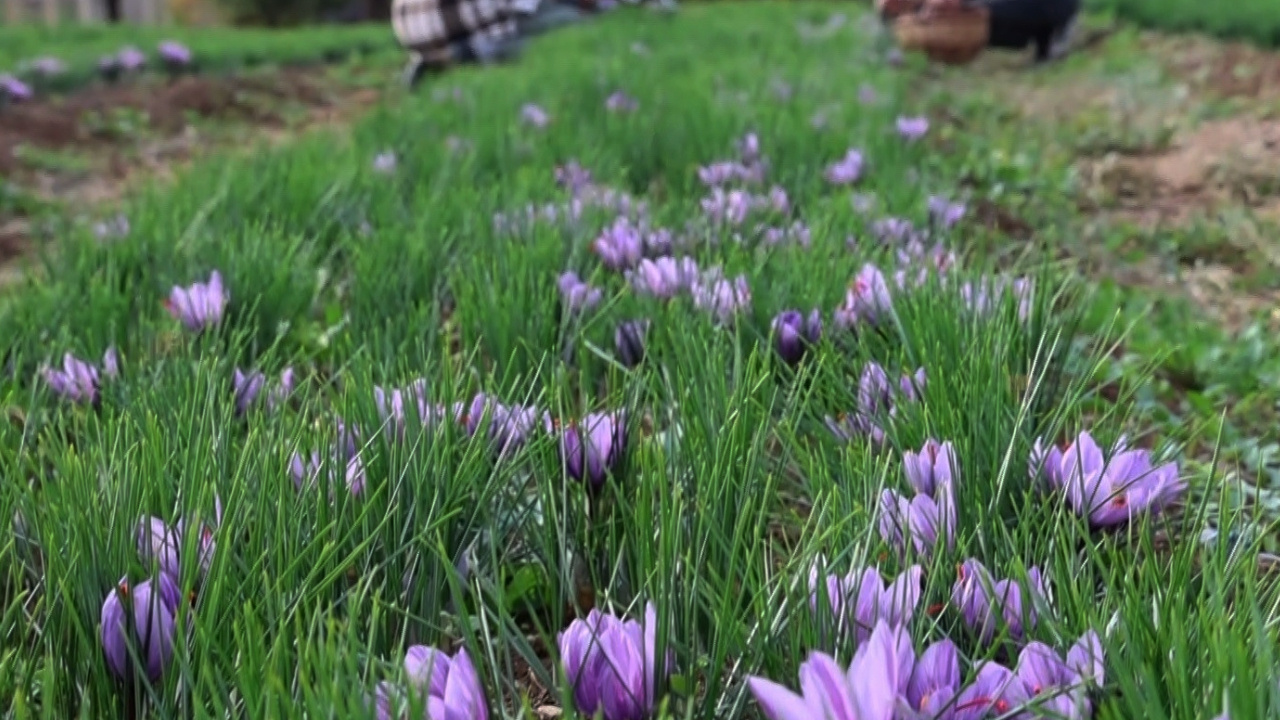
[157,41,192,68]
[402,646,490,720]
[823,363,925,445]
[615,319,649,368]
[521,103,549,128]
[136,499,221,582]
[558,271,604,313]
[1014,631,1106,718]
[697,161,762,187]
[233,367,295,416]
[1030,431,1186,528]
[954,661,1028,718]
[951,559,1048,643]
[372,151,398,174]
[879,479,956,559]
[101,573,180,681]
[690,273,751,324]
[118,46,147,71]
[747,620,902,720]
[27,56,65,77]
[487,402,554,459]
[605,90,638,112]
[559,601,670,720]
[825,148,865,185]
[593,217,646,270]
[928,195,967,229]
[904,439,958,496]
[834,264,893,330]
[0,74,32,102]
[960,276,1034,321]
[166,270,228,332]
[562,410,627,488]
[904,638,961,718]
[700,188,755,225]
[809,561,923,645]
[771,309,823,366]
[896,115,929,141]
[41,347,119,405]
[627,256,699,299]
[556,160,594,194]
[373,379,438,440]
[291,451,366,497]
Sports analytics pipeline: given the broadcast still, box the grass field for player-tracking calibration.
[1086,0,1280,48]
[0,24,393,94]
[1,4,1278,719]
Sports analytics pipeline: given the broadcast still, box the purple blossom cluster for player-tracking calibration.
[1030,431,1186,528]
[825,361,927,445]
[794,557,1104,719]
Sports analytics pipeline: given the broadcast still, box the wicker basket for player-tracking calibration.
[893,5,991,66]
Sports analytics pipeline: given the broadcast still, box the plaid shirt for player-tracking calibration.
[392,0,519,60]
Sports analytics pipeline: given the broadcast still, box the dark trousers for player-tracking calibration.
[985,0,1080,60]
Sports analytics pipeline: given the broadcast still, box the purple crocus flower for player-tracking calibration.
[747,619,902,720]
[593,217,646,270]
[615,319,649,368]
[137,500,221,582]
[960,276,1034,321]
[561,411,626,488]
[93,214,131,240]
[165,270,228,332]
[627,256,699,299]
[558,271,604,313]
[825,148,865,185]
[559,601,670,720]
[905,638,961,719]
[488,402,554,459]
[834,264,893,330]
[233,367,295,416]
[1030,431,1186,527]
[28,56,65,77]
[372,151,397,174]
[556,161,594,194]
[700,188,755,225]
[118,46,147,71]
[0,74,32,102]
[158,41,192,67]
[605,90,638,112]
[521,103,549,128]
[951,559,1048,643]
[690,273,751,324]
[896,116,929,141]
[953,661,1027,719]
[1014,631,1105,718]
[374,380,447,441]
[136,517,182,579]
[928,196,967,229]
[904,439,957,496]
[101,573,180,681]
[698,161,759,187]
[858,83,878,105]
[738,132,761,165]
[809,561,922,646]
[41,347,119,405]
[290,451,366,497]
[402,646,489,720]
[771,309,822,366]
[879,480,955,558]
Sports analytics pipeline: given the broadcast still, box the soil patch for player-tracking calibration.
[1083,117,1280,227]
[0,70,334,177]
[1152,34,1280,101]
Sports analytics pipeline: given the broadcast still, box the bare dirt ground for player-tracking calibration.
[940,27,1280,335]
[0,66,387,283]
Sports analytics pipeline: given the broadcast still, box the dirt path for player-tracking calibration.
[0,64,391,285]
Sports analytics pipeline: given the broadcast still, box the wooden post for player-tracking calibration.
[41,0,58,24]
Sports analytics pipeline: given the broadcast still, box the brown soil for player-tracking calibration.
[1084,117,1280,227]
[0,70,333,177]
[1153,35,1280,101]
